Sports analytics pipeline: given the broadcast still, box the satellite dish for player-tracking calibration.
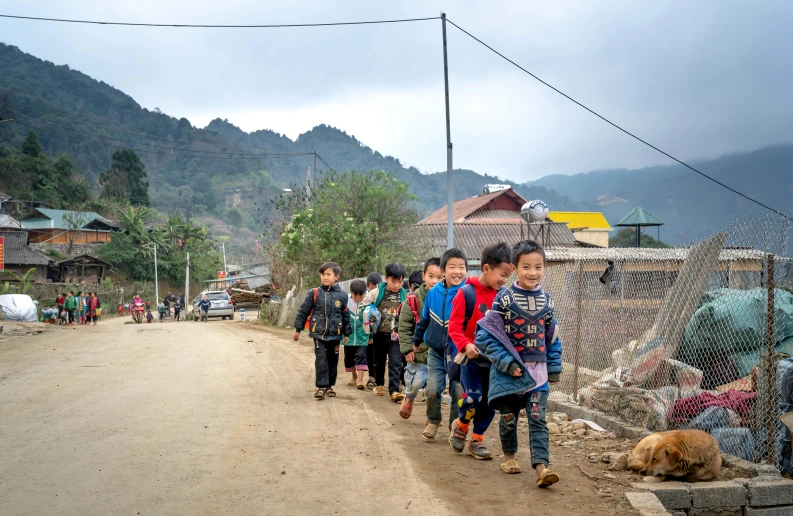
[521,200,548,222]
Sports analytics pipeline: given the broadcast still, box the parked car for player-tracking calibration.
[192,290,234,321]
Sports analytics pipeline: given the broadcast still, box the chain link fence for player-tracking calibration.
[545,212,793,471]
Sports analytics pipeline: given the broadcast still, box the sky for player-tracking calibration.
[1,1,793,183]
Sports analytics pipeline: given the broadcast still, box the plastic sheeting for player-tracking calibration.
[0,294,39,322]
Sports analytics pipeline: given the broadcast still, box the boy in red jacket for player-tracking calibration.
[448,242,512,459]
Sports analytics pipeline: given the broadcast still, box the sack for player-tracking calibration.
[96,308,102,317]
[304,288,319,330]
[444,284,477,381]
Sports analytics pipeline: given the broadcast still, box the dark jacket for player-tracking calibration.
[294,284,351,342]
[413,280,465,352]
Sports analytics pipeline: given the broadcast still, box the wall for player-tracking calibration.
[1,264,47,283]
[573,230,610,248]
[27,230,111,244]
[30,242,105,259]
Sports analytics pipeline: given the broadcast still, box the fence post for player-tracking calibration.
[573,261,584,402]
[765,253,777,466]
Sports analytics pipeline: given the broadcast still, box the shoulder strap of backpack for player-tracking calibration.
[461,283,477,331]
[406,292,420,323]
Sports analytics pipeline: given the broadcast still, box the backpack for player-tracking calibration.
[304,288,319,330]
[445,283,477,380]
[362,305,381,335]
[404,292,420,324]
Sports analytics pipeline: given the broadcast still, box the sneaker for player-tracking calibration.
[390,392,405,403]
[468,440,493,460]
[314,388,326,400]
[373,386,385,396]
[448,419,467,453]
[422,423,439,441]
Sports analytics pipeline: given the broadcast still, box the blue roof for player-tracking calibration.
[20,208,104,230]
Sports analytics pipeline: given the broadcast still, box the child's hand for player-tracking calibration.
[368,338,374,345]
[464,343,480,360]
[344,337,349,344]
[405,351,415,364]
[511,367,522,377]
[292,332,300,341]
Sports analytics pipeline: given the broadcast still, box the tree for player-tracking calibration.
[62,210,91,256]
[609,228,670,248]
[100,149,150,205]
[1,267,38,293]
[226,207,243,229]
[21,130,43,158]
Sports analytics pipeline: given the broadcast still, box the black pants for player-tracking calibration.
[372,332,403,395]
[343,346,368,372]
[366,344,375,379]
[67,309,75,324]
[314,339,339,388]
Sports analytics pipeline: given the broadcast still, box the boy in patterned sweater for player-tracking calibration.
[476,240,563,488]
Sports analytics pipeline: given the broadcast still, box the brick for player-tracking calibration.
[632,482,692,510]
[744,507,793,515]
[746,479,793,507]
[690,480,746,509]
[689,507,742,516]
[624,492,672,516]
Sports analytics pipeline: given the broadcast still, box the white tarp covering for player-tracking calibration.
[0,294,38,322]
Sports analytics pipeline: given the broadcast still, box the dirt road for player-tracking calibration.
[0,317,637,516]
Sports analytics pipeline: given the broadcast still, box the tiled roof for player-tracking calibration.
[418,188,528,225]
[20,208,104,230]
[614,206,664,227]
[548,211,612,231]
[0,231,51,265]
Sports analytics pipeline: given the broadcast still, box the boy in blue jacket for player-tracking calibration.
[413,248,467,442]
[477,240,562,488]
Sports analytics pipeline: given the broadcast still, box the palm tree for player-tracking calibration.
[178,220,207,251]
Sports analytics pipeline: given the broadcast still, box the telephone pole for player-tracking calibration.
[441,12,454,249]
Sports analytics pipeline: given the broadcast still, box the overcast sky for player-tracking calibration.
[2,1,792,182]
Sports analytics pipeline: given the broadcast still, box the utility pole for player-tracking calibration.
[220,242,227,274]
[441,12,454,249]
[185,252,190,316]
[313,151,317,185]
[144,243,159,303]
[306,167,312,199]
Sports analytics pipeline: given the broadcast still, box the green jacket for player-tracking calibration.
[361,282,408,309]
[397,283,429,364]
[64,296,77,310]
[344,298,369,346]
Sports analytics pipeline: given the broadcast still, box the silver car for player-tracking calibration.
[193,290,234,321]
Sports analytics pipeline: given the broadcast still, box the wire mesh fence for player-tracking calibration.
[546,212,793,471]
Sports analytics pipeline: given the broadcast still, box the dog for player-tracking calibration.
[639,429,721,482]
[628,430,675,472]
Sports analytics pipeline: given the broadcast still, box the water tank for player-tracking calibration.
[482,184,511,195]
[521,199,548,222]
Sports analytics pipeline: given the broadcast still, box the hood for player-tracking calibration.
[477,310,511,347]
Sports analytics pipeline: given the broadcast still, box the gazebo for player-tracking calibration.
[614,206,664,247]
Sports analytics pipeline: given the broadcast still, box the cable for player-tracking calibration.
[0,14,439,28]
[445,17,789,219]
[315,154,337,174]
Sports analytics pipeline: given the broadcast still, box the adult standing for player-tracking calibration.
[94,291,102,324]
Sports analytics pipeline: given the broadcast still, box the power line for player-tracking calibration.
[445,17,788,219]
[0,13,439,28]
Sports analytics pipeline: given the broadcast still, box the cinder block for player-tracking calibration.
[624,491,672,515]
[690,480,746,509]
[689,507,742,516]
[744,506,793,515]
[623,426,648,438]
[632,482,692,510]
[747,479,793,507]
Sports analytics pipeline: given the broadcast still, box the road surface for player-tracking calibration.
[0,317,637,516]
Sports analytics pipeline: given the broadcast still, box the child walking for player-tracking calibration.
[397,258,442,419]
[343,280,369,390]
[447,243,513,460]
[413,248,467,441]
[364,271,383,389]
[361,263,407,401]
[293,262,351,400]
[477,240,562,487]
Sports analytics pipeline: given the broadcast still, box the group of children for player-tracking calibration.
[46,291,102,325]
[293,239,563,487]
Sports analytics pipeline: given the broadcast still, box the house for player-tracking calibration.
[49,254,112,285]
[548,211,613,248]
[0,214,23,231]
[20,208,114,244]
[0,231,52,282]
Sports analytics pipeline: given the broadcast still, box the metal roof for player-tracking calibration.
[0,231,51,265]
[0,215,22,229]
[418,188,528,225]
[614,206,664,227]
[548,211,612,231]
[544,247,770,262]
[20,208,104,230]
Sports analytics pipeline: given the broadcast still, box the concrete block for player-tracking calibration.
[746,479,793,507]
[632,482,692,510]
[624,491,673,516]
[689,507,742,516]
[744,507,793,515]
[623,426,649,438]
[690,480,746,509]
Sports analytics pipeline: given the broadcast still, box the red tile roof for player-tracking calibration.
[418,188,528,225]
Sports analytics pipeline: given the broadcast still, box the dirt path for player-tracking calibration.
[0,318,637,515]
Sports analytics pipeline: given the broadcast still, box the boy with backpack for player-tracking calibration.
[397,258,442,419]
[361,263,408,401]
[343,279,369,390]
[364,271,383,389]
[447,242,513,460]
[293,262,351,400]
[413,248,468,441]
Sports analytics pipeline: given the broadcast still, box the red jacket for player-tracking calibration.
[448,276,499,352]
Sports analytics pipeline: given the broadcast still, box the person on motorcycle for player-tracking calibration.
[132,295,145,322]
[198,294,211,322]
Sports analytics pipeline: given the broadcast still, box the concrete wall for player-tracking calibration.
[573,230,610,248]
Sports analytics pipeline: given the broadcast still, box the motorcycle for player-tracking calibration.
[132,299,145,324]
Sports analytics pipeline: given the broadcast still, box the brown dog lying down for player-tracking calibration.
[628,429,721,481]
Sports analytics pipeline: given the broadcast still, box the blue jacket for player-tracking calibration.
[413,280,464,352]
[476,310,562,406]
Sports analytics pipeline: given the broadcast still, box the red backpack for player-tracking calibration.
[304,288,319,330]
[404,292,420,324]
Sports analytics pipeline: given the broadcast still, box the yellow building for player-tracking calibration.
[548,211,612,248]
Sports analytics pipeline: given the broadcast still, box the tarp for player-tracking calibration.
[678,288,793,389]
[0,294,38,322]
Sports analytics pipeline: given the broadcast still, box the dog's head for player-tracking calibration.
[641,443,684,477]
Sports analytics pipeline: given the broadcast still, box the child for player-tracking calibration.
[413,248,467,441]
[476,240,562,487]
[43,305,59,324]
[76,291,84,325]
[158,301,167,322]
[146,309,153,323]
[293,262,351,400]
[343,280,369,390]
[397,258,442,419]
[364,271,383,389]
[447,243,513,459]
[174,298,183,322]
[361,263,407,401]
[65,291,77,325]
